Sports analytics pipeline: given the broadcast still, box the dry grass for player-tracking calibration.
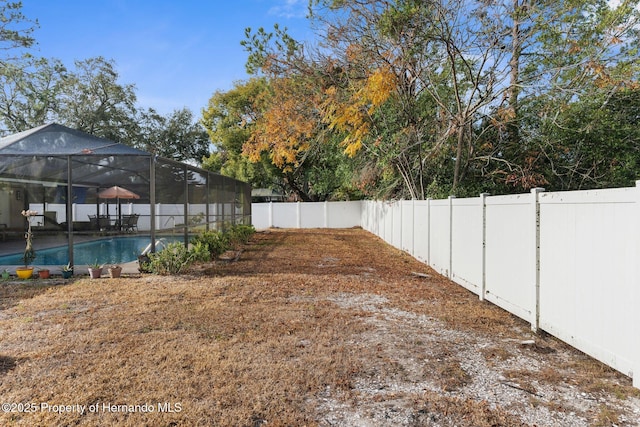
[0,228,638,426]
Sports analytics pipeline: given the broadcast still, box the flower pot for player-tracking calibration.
[108,266,122,278]
[15,267,34,279]
[62,270,73,279]
[38,269,50,279]
[88,267,103,279]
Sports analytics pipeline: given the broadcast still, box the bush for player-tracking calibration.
[146,226,255,275]
[227,224,256,249]
[191,230,230,259]
[189,241,212,263]
[147,241,210,275]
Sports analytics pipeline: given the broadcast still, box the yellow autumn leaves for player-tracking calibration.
[243,66,397,171]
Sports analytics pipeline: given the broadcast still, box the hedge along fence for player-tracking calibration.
[252,184,640,388]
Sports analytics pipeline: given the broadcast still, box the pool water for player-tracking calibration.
[0,236,179,266]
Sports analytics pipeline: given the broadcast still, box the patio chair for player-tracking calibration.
[98,215,112,231]
[123,214,139,233]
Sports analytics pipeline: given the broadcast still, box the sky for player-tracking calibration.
[20,0,314,116]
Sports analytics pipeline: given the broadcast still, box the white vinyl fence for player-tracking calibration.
[252,184,640,388]
[251,201,362,230]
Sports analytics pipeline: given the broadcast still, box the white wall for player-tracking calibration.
[251,187,640,388]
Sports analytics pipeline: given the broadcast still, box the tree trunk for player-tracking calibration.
[507,0,523,146]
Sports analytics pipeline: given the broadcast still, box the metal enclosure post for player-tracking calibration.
[149,157,156,253]
[66,156,74,267]
[183,165,189,243]
[205,174,210,232]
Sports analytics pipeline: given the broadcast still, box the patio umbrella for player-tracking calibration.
[97,185,140,228]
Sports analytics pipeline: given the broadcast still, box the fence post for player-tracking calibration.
[400,200,403,252]
[634,181,640,388]
[296,201,301,228]
[324,200,328,228]
[448,195,456,279]
[479,193,489,302]
[412,199,416,257]
[268,202,273,228]
[530,187,545,332]
[426,198,431,265]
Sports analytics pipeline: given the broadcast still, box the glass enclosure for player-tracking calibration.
[0,124,251,269]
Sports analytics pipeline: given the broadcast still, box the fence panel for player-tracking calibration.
[413,201,430,263]
[326,201,362,228]
[401,201,414,255]
[391,202,403,249]
[451,197,483,295]
[428,199,451,277]
[271,203,298,228]
[539,188,637,377]
[251,203,271,230]
[300,203,324,228]
[484,194,535,323]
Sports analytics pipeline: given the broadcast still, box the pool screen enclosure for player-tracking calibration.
[0,123,252,267]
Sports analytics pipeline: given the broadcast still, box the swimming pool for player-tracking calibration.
[0,236,180,266]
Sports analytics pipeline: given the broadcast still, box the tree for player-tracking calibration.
[0,56,67,133]
[0,0,36,62]
[0,56,141,141]
[472,0,640,191]
[237,0,639,198]
[536,86,640,190]
[56,57,140,144]
[138,107,210,164]
[201,78,279,188]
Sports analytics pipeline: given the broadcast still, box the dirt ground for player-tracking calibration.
[0,228,638,426]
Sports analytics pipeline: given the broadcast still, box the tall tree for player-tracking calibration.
[0,0,36,62]
[0,56,141,141]
[138,107,210,164]
[56,57,139,144]
[0,57,66,133]
[201,78,277,187]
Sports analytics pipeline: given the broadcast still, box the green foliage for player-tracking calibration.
[189,241,212,263]
[536,87,640,190]
[0,1,37,61]
[227,224,256,249]
[146,242,203,276]
[233,0,640,198]
[138,107,210,164]
[190,230,230,259]
[147,226,256,276]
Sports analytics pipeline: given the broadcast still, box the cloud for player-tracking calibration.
[268,0,308,19]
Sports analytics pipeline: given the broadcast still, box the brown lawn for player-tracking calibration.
[0,228,638,426]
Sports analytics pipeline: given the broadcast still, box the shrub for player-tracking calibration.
[189,241,211,263]
[147,241,210,275]
[227,224,255,249]
[191,230,230,259]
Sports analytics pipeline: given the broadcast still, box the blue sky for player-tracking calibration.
[21,0,314,116]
